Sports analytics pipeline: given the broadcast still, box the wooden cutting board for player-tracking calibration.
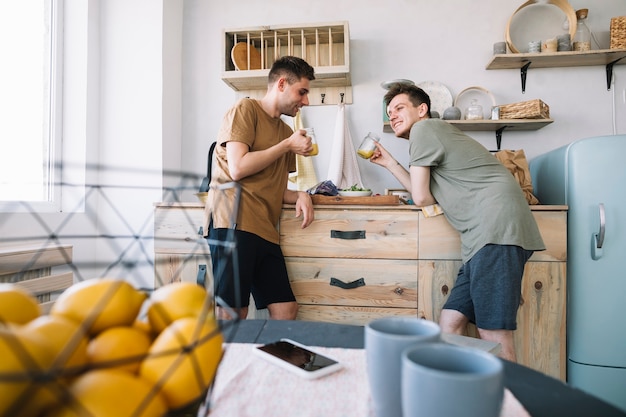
[231,42,262,70]
[311,194,400,205]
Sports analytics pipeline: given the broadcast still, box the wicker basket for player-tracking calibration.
[499,99,550,120]
[610,16,626,50]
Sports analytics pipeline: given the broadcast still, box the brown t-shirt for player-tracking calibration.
[203,99,296,244]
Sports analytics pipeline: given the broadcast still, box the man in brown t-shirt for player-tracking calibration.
[204,56,316,320]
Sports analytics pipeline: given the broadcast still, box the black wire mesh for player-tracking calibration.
[0,166,243,416]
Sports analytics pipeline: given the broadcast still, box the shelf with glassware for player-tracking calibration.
[383,118,554,150]
[486,48,626,92]
[221,21,352,106]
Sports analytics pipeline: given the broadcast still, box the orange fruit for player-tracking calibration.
[0,326,58,416]
[0,284,41,325]
[50,278,147,335]
[146,282,212,334]
[140,316,223,410]
[87,326,152,374]
[23,315,89,373]
[43,369,168,417]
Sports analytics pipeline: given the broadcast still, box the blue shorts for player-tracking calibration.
[442,244,533,330]
[208,227,296,310]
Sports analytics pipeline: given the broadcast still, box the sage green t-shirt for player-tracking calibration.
[204,98,296,244]
[409,119,545,262]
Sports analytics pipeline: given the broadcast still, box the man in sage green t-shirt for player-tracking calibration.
[369,83,545,362]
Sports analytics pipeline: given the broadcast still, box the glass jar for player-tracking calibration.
[304,127,318,156]
[465,99,484,120]
[573,8,591,52]
[357,132,380,159]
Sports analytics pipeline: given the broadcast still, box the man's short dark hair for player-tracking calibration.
[384,84,432,118]
[268,56,315,86]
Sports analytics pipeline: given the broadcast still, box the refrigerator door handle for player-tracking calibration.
[591,203,605,260]
[595,203,605,249]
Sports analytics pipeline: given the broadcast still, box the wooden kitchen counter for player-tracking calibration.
[154,201,567,380]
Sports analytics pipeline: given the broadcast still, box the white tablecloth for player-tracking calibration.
[207,343,530,417]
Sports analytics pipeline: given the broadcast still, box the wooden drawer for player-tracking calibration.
[154,252,212,289]
[154,206,209,254]
[297,305,418,326]
[287,257,417,309]
[280,209,418,259]
[418,210,567,262]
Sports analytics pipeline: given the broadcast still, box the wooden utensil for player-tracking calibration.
[231,42,262,70]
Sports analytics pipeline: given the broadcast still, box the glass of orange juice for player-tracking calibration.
[357,132,380,159]
[304,128,318,156]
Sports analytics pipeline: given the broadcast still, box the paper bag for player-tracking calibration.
[494,149,540,205]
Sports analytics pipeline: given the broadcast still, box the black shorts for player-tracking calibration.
[442,244,533,330]
[207,227,295,310]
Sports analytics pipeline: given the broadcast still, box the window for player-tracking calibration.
[0,0,63,212]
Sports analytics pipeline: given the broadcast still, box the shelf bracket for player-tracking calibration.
[606,56,626,90]
[495,126,507,151]
[520,61,531,94]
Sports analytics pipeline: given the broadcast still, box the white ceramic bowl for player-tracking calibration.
[338,190,372,197]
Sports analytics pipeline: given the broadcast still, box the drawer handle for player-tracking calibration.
[197,264,207,287]
[330,230,365,240]
[330,277,365,290]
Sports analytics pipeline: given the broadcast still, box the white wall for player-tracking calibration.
[1,0,176,289]
[2,0,624,288]
[179,0,626,197]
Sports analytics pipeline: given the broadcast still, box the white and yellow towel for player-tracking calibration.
[288,110,319,191]
[327,103,363,189]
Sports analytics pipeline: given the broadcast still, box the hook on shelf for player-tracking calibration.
[340,92,345,103]
[321,93,326,104]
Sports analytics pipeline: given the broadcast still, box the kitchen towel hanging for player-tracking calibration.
[288,110,319,191]
[327,103,363,189]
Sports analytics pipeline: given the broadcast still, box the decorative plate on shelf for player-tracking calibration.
[506,0,576,53]
[454,86,497,120]
[416,81,453,117]
[380,79,415,90]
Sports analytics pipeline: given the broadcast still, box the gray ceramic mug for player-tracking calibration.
[402,343,504,417]
[365,317,441,417]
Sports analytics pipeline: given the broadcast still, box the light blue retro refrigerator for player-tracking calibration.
[530,134,626,412]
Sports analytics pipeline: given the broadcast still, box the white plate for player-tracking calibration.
[506,0,576,53]
[416,81,453,117]
[454,86,497,120]
[338,190,372,197]
[380,79,415,90]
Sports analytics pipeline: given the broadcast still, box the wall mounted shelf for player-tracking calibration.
[486,49,626,92]
[221,21,351,105]
[383,118,554,150]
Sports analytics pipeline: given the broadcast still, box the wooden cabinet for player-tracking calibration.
[280,204,567,380]
[153,203,212,289]
[279,206,419,324]
[154,202,567,380]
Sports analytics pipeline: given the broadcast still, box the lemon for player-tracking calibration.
[146,282,213,334]
[140,316,223,410]
[87,326,152,374]
[23,315,89,373]
[0,326,58,416]
[0,284,41,325]
[43,369,168,417]
[50,278,147,335]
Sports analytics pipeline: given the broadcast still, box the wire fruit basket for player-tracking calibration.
[1,181,243,417]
